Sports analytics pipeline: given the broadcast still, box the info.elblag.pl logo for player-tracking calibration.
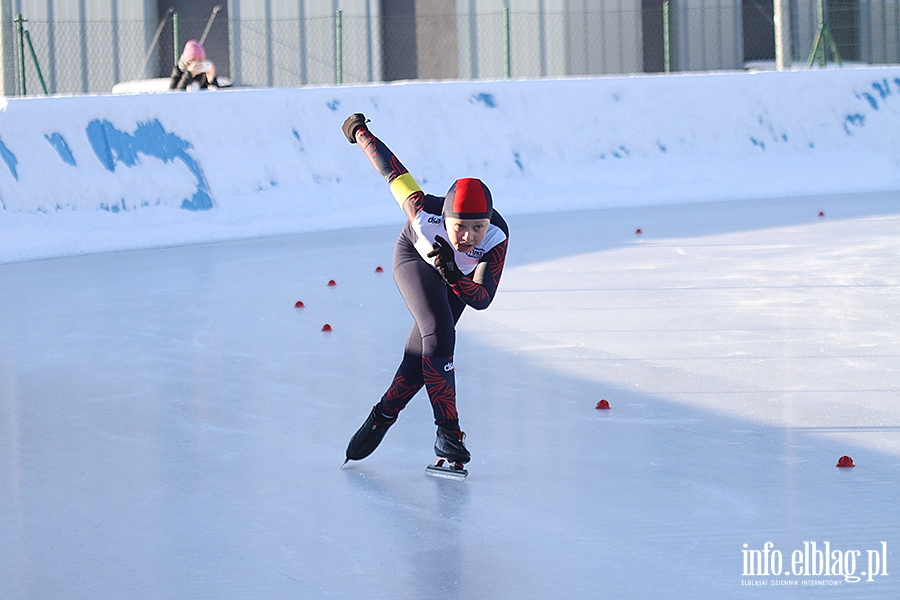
[742,541,888,584]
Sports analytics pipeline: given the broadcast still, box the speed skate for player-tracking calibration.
[425,458,468,480]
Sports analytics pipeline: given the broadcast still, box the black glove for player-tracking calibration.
[427,235,462,285]
[342,113,368,144]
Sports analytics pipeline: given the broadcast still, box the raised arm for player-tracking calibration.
[342,113,425,222]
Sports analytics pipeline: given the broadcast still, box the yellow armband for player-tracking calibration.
[389,173,422,208]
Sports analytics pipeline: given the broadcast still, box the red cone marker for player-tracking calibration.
[321,324,333,332]
[836,456,855,467]
[375,266,384,273]
[294,300,305,308]
[635,228,642,235]
[327,279,337,287]
[595,399,611,410]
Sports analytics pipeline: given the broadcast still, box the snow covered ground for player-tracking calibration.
[3,67,900,264]
[1,190,898,598]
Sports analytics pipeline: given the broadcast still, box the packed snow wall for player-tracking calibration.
[1,67,899,261]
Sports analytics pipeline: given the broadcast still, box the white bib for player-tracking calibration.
[411,212,507,275]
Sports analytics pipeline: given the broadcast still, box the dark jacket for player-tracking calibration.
[168,65,217,90]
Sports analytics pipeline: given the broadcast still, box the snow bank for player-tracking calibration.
[2,67,900,263]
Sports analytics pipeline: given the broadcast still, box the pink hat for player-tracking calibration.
[180,40,206,63]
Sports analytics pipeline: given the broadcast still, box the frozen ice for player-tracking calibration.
[2,191,898,598]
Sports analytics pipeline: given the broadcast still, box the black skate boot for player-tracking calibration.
[426,426,470,480]
[434,426,470,464]
[344,404,397,464]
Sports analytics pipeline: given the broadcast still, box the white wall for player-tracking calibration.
[1,67,900,263]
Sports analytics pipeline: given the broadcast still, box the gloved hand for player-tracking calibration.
[342,113,369,144]
[427,235,462,285]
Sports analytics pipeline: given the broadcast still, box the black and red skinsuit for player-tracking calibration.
[354,127,509,428]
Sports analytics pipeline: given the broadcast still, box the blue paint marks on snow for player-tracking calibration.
[859,92,878,110]
[99,199,128,213]
[602,145,631,159]
[470,93,497,108]
[856,79,900,113]
[781,134,788,142]
[292,128,305,151]
[843,113,865,135]
[327,99,340,112]
[0,138,18,180]
[45,133,76,166]
[657,141,667,153]
[872,80,891,100]
[513,151,523,171]
[750,136,766,150]
[85,119,212,211]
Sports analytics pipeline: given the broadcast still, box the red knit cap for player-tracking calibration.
[443,178,492,220]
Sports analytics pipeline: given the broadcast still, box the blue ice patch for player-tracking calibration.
[470,93,496,108]
[85,119,212,211]
[0,138,18,180]
[45,133,76,166]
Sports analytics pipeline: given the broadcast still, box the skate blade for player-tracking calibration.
[425,460,468,480]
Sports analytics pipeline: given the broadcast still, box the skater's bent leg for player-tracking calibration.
[378,360,423,418]
[422,354,458,427]
[377,315,427,418]
[393,252,468,427]
[422,292,467,427]
[393,261,457,358]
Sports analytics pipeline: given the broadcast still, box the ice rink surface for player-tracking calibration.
[2,192,899,598]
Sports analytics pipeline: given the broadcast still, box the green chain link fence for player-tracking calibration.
[3,4,897,96]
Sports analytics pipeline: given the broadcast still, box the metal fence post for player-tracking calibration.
[144,8,173,76]
[173,11,180,66]
[503,6,511,78]
[15,15,25,95]
[662,0,671,73]
[199,5,222,46]
[336,9,343,85]
[773,0,791,69]
[807,0,841,67]
[23,23,48,95]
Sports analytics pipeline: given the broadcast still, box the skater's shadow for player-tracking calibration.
[343,467,471,598]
